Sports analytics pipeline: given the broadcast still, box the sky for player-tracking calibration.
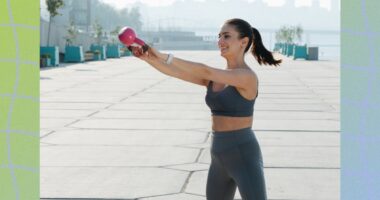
[40,0,339,31]
[99,0,333,10]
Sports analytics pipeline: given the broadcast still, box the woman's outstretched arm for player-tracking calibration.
[131,46,209,86]
[132,46,257,91]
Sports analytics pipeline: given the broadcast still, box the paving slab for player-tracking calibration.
[322,98,340,104]
[147,87,213,93]
[256,98,329,104]
[254,103,334,111]
[187,169,339,200]
[183,131,339,149]
[42,91,137,98]
[40,118,78,129]
[257,88,314,94]
[253,119,340,132]
[92,110,211,120]
[40,129,54,138]
[41,167,188,199]
[41,146,199,167]
[140,193,206,200]
[134,92,207,98]
[331,104,340,112]
[70,118,211,130]
[124,96,207,104]
[199,147,340,168]
[81,82,160,90]
[254,110,339,120]
[40,51,340,199]
[109,102,207,111]
[40,129,208,146]
[312,89,340,95]
[254,93,322,98]
[40,95,126,103]
[40,102,111,110]
[164,163,210,172]
[182,143,212,150]
[40,109,97,118]
[255,131,340,146]
[60,85,155,93]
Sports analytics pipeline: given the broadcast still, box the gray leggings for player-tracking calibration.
[206,127,267,200]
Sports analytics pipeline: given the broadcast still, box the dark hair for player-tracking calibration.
[225,18,281,66]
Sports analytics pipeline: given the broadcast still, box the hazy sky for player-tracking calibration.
[40,0,339,31]
[100,0,333,10]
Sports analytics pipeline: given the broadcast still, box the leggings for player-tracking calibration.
[206,127,267,200]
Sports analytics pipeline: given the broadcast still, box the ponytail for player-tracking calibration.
[225,18,281,66]
[251,27,282,66]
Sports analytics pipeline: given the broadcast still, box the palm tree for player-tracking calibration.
[275,26,291,43]
[275,25,303,44]
[93,20,104,45]
[46,0,64,46]
[64,20,78,46]
[110,26,121,44]
[295,25,303,44]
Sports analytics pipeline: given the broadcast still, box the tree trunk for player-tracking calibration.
[47,16,52,46]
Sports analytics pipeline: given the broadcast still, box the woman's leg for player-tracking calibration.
[206,153,237,200]
[223,139,267,200]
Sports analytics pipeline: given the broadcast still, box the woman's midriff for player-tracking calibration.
[212,115,253,132]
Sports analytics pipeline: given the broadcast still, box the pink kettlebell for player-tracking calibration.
[118,26,148,52]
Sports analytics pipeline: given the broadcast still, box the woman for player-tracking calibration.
[130,18,281,200]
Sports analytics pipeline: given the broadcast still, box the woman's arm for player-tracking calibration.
[151,48,256,90]
[131,46,208,86]
[169,56,255,90]
[132,46,256,90]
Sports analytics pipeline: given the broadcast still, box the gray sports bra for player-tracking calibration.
[205,81,257,117]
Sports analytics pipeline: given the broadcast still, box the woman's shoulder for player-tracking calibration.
[233,67,258,80]
[241,67,259,88]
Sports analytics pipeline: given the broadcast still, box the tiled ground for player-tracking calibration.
[40,51,340,200]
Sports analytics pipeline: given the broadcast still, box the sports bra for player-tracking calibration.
[205,80,258,117]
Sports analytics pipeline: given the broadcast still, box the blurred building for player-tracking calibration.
[140,30,217,50]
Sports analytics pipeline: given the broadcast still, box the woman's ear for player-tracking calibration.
[241,37,249,48]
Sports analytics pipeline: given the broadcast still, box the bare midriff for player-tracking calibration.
[212,115,253,132]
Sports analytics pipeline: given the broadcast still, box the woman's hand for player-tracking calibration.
[129,45,160,62]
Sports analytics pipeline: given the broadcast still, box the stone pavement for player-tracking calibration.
[40,51,340,200]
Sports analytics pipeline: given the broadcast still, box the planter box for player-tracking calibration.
[307,47,319,60]
[121,47,132,56]
[286,44,295,57]
[123,50,132,56]
[273,43,283,52]
[90,45,106,60]
[293,45,308,60]
[84,52,94,61]
[40,58,51,68]
[106,44,121,58]
[93,53,101,60]
[64,46,84,63]
[281,43,287,55]
[119,44,132,57]
[40,46,59,66]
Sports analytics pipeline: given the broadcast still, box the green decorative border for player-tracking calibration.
[0,0,39,199]
[342,0,380,199]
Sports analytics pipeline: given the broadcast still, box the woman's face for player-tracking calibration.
[218,24,247,58]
